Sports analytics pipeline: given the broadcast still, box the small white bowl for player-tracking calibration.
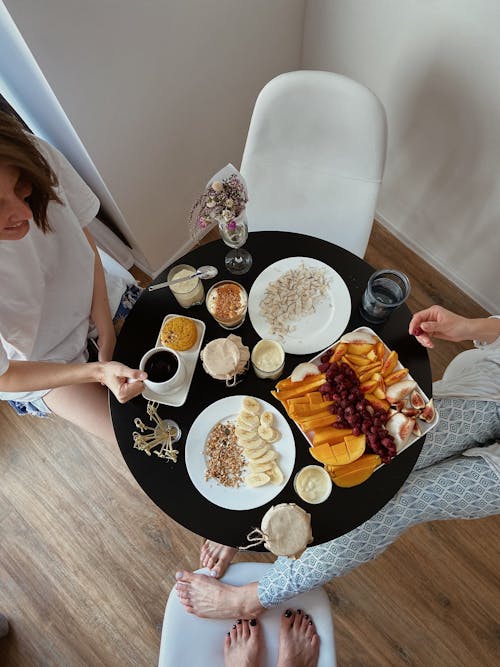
[293,465,332,504]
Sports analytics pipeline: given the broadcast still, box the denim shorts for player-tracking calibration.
[7,283,143,418]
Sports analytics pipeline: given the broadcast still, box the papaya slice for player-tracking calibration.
[270,374,326,401]
[289,401,334,419]
[297,413,337,430]
[308,391,324,406]
[326,454,381,487]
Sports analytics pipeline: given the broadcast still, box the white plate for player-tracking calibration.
[142,315,205,407]
[248,257,351,355]
[185,395,296,510]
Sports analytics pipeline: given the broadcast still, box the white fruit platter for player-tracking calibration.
[271,327,439,481]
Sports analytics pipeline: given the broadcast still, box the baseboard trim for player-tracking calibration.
[375,211,496,314]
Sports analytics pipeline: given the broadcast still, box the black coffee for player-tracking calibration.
[144,350,178,382]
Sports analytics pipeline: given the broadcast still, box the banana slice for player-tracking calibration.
[239,409,260,423]
[237,412,260,429]
[266,429,281,444]
[248,459,275,473]
[258,425,280,443]
[242,397,262,415]
[245,445,270,461]
[245,472,270,487]
[260,411,274,427]
[267,463,284,485]
[236,428,259,442]
[243,437,267,451]
[248,448,277,464]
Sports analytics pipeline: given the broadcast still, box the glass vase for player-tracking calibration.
[218,211,252,275]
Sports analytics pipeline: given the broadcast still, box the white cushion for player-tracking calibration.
[158,562,336,667]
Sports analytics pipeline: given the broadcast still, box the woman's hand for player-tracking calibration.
[98,361,146,402]
[409,305,500,348]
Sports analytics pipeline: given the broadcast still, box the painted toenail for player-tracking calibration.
[237,619,242,624]
[308,620,313,625]
[232,624,236,629]
[250,619,257,626]
[227,632,230,636]
[305,614,309,619]
[297,609,302,614]
[284,609,292,618]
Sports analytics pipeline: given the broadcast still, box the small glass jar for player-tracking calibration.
[205,280,248,330]
[167,264,205,309]
[251,339,285,379]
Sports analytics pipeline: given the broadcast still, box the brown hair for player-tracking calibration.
[0,111,62,232]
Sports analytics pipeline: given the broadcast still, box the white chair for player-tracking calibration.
[158,562,336,667]
[240,70,387,258]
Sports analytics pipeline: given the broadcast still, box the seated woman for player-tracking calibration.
[0,112,145,444]
[175,306,500,619]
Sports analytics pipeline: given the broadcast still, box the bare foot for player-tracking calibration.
[224,618,261,667]
[200,540,237,578]
[176,570,260,619]
[276,608,320,667]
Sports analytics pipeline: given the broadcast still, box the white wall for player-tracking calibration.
[303,0,500,312]
[4,0,305,274]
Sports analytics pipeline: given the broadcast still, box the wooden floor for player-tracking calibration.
[1,222,498,666]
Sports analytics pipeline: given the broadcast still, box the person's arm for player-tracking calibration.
[0,359,146,403]
[83,228,116,362]
[409,305,500,348]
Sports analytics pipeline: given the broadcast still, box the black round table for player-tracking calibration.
[111,231,431,549]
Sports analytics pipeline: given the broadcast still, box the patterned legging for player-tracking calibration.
[258,398,500,607]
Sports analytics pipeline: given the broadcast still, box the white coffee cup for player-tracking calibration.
[139,347,186,394]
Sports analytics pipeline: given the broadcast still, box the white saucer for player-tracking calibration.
[142,315,206,407]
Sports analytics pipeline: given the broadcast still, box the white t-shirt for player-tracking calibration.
[433,319,500,478]
[0,138,100,402]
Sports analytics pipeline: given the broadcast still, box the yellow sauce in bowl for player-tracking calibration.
[294,465,332,504]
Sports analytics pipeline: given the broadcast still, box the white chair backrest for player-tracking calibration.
[241,70,387,257]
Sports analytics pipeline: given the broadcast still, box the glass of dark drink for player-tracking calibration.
[139,347,186,394]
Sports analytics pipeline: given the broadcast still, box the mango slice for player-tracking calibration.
[309,435,366,466]
[326,454,381,487]
[312,427,353,446]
